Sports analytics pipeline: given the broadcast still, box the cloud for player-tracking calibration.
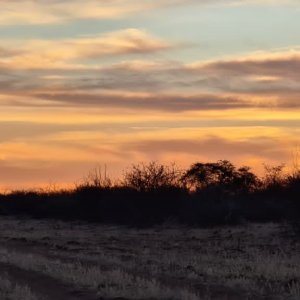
[1,48,300,111]
[192,50,300,82]
[0,0,201,25]
[125,136,290,161]
[0,29,171,69]
[0,0,137,25]
[0,0,295,25]
[0,47,22,58]
[31,92,253,111]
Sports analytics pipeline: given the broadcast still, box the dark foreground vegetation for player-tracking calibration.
[1,218,299,300]
[1,160,300,226]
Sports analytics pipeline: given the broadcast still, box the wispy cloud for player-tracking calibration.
[0,0,139,25]
[0,0,201,25]
[31,92,252,111]
[0,0,295,25]
[0,29,172,69]
[1,47,300,111]
[126,136,289,161]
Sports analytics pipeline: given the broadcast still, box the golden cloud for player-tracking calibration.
[0,0,295,25]
[0,29,171,69]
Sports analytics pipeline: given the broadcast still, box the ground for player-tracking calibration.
[0,217,299,300]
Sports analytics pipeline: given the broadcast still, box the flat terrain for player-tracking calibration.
[0,217,299,300]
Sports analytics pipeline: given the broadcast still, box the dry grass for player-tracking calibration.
[0,275,39,300]
[0,217,300,299]
[0,247,199,300]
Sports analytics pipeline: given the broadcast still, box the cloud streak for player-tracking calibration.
[126,136,289,161]
[31,92,253,111]
[1,47,300,111]
[0,0,204,25]
[0,0,296,25]
[0,29,171,69]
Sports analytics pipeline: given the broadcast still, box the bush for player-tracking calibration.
[182,160,259,196]
[123,161,183,192]
[0,159,299,227]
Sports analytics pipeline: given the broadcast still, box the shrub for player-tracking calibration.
[76,166,112,190]
[182,160,259,195]
[0,159,299,226]
[123,161,182,192]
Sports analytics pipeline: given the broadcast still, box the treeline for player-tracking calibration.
[0,160,300,226]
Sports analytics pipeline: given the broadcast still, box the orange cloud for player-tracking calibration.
[1,47,300,188]
[0,0,200,25]
[0,29,171,69]
[0,0,295,25]
[1,48,300,113]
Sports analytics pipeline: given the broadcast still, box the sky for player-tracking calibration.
[1,0,300,189]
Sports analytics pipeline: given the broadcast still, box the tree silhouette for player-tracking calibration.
[123,161,181,192]
[183,160,258,194]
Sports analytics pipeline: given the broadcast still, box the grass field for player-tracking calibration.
[0,217,299,300]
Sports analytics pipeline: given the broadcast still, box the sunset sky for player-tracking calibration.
[1,0,300,189]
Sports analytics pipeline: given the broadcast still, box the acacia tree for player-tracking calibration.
[182,160,235,189]
[123,161,182,192]
[183,160,258,194]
